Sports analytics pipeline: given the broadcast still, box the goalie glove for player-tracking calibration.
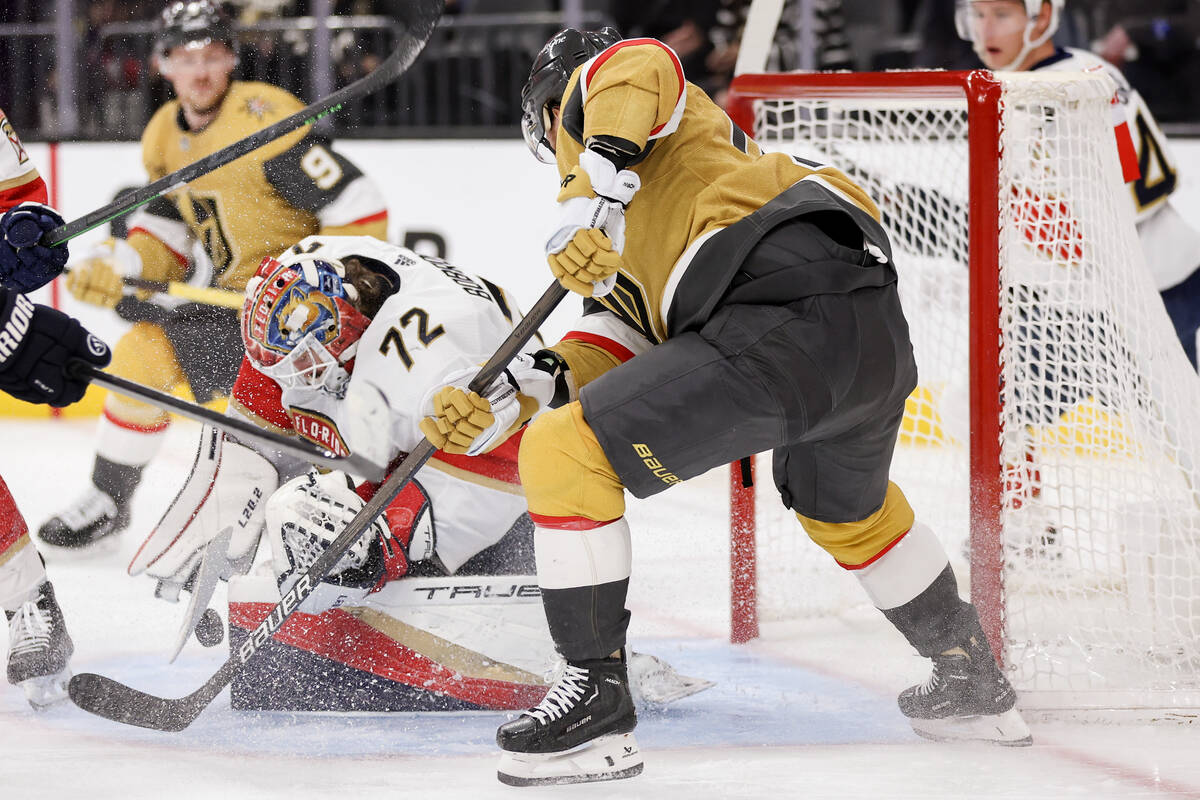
[265,470,420,614]
[128,424,278,599]
[64,238,141,309]
[418,352,558,456]
[546,149,640,298]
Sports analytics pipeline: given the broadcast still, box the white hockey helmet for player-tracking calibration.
[955,0,1063,71]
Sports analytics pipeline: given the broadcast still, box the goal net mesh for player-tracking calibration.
[743,71,1200,710]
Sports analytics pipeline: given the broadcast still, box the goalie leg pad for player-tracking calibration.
[128,425,278,590]
[496,732,643,787]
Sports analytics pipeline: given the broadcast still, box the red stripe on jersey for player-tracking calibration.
[585,38,685,137]
[529,512,621,530]
[430,428,524,485]
[231,357,293,430]
[561,330,636,363]
[127,227,189,267]
[103,408,170,434]
[344,209,388,226]
[0,476,29,553]
[1113,120,1140,184]
[835,529,910,571]
[0,173,48,212]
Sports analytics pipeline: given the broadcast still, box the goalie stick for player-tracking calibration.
[66,360,386,480]
[67,281,569,732]
[42,0,444,247]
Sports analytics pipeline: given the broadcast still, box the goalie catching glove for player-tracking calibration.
[546,149,640,298]
[418,351,561,456]
[128,425,278,599]
[266,470,434,614]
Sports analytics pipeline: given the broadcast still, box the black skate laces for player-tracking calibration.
[526,663,591,724]
[8,600,53,659]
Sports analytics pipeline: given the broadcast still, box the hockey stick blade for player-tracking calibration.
[66,360,387,480]
[44,0,444,246]
[68,281,569,731]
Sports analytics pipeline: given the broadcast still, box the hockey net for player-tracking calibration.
[725,70,1200,712]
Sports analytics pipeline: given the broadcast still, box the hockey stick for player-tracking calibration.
[66,360,386,480]
[62,269,246,309]
[121,277,244,309]
[67,281,569,731]
[43,0,444,247]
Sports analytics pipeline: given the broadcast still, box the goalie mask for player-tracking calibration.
[521,26,622,164]
[242,254,372,395]
[955,0,1062,71]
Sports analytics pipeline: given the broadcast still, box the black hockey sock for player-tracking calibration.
[880,564,983,658]
[91,455,144,509]
[540,579,631,662]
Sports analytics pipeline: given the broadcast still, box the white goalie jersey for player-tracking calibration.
[1035,48,1200,290]
[232,236,532,573]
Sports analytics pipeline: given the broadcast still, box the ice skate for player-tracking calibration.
[6,582,73,709]
[899,641,1032,746]
[496,654,643,786]
[37,486,130,550]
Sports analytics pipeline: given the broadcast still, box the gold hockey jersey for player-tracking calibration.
[131,81,387,292]
[550,39,878,355]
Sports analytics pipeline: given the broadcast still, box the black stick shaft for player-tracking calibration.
[68,361,386,479]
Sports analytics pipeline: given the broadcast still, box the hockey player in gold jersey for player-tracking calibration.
[40,0,388,551]
[422,29,1032,785]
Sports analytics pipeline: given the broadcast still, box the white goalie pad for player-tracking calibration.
[128,425,278,591]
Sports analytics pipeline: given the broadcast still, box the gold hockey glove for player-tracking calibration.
[545,149,640,298]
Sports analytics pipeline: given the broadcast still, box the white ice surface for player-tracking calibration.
[2,418,1199,799]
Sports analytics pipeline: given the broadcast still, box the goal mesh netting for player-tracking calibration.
[726,70,1200,711]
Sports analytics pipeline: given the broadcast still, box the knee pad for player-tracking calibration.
[104,322,185,426]
[519,403,625,522]
[799,481,916,567]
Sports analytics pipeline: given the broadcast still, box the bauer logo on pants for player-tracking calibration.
[632,443,680,485]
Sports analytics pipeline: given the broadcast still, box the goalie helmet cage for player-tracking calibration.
[725,69,1200,714]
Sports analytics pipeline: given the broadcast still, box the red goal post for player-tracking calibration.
[725,71,1006,650]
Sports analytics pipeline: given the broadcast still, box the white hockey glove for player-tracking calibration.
[265,470,400,614]
[546,149,640,298]
[418,352,557,456]
[128,424,278,600]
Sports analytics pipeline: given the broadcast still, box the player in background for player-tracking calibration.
[40,0,389,551]
[0,108,112,707]
[422,29,1032,786]
[960,0,1200,367]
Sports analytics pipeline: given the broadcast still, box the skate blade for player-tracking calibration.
[497,732,644,787]
[909,707,1032,747]
[19,667,72,710]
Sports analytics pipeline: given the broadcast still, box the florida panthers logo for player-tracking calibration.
[276,291,339,348]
